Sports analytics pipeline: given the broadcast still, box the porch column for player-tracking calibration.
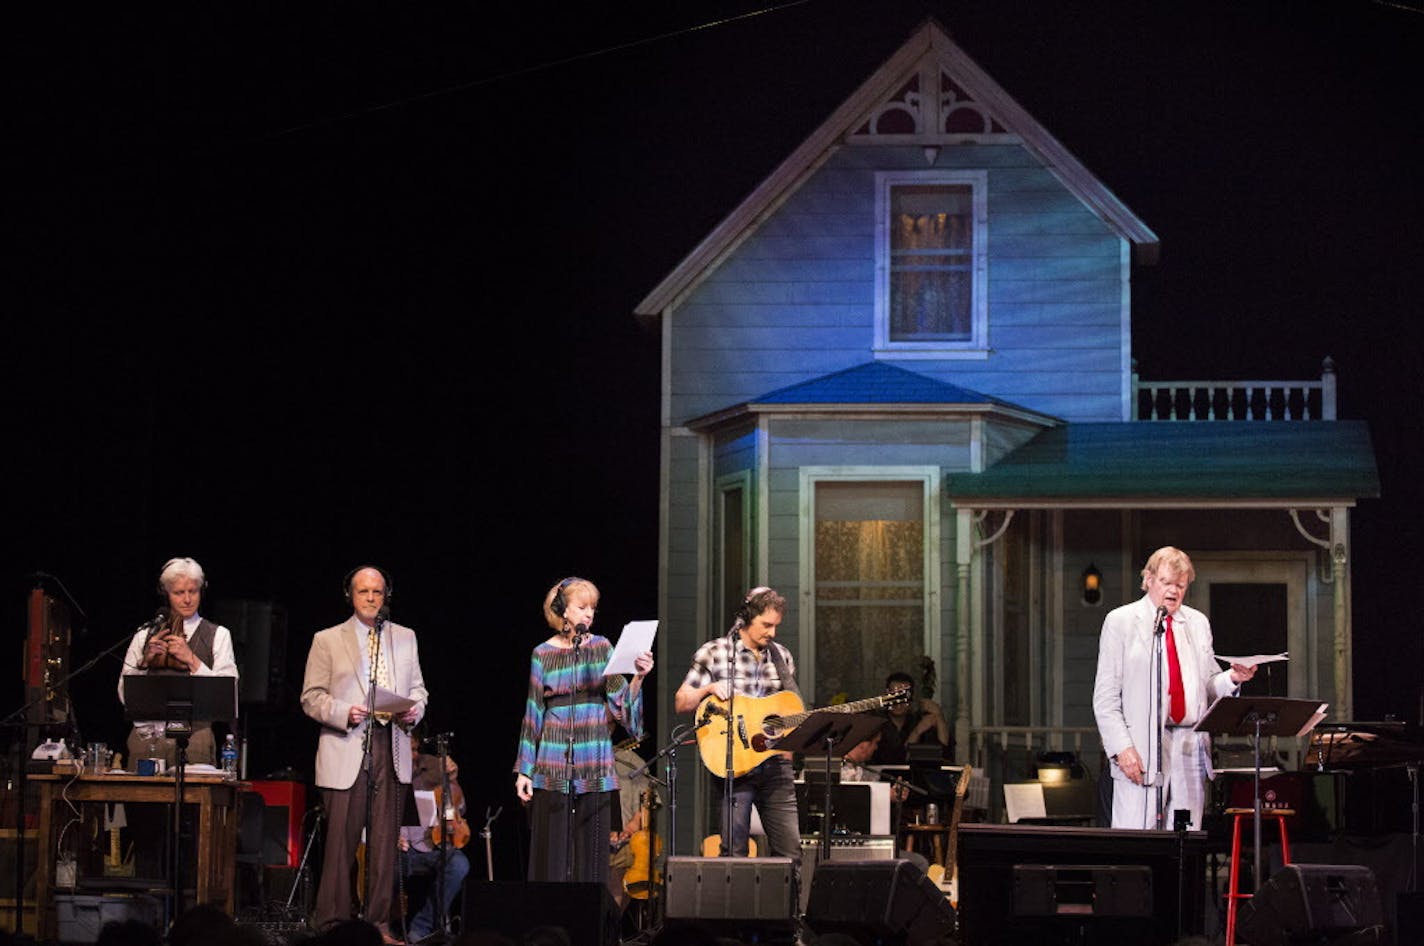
[954,506,973,760]
[1330,506,1352,721]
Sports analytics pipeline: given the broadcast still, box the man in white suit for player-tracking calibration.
[302,566,427,937]
[1093,547,1256,830]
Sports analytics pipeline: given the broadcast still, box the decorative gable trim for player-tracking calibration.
[635,18,1158,321]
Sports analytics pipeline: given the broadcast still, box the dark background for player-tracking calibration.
[8,0,1422,875]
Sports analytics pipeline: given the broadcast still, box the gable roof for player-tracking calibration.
[636,17,1159,320]
[945,421,1380,508]
[686,361,1059,430]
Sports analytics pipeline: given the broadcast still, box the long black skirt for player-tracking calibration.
[527,788,614,883]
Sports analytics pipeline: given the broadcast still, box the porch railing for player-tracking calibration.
[1134,357,1336,421]
[967,725,1100,821]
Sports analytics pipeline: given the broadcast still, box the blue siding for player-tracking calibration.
[668,142,1129,426]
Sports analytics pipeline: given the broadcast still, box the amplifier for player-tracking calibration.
[799,835,897,913]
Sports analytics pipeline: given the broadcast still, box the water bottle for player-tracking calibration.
[221,734,239,779]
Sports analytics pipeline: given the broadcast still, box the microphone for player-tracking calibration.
[1153,605,1167,636]
[144,607,170,631]
[573,622,589,648]
[375,605,390,630]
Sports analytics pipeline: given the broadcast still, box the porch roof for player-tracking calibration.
[686,362,1059,430]
[945,420,1379,509]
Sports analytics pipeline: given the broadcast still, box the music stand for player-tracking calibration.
[125,675,238,921]
[774,712,886,866]
[1196,696,1326,895]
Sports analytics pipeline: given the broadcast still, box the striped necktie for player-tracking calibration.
[368,627,393,725]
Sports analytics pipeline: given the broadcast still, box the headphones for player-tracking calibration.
[734,586,774,628]
[550,577,579,618]
[157,557,208,597]
[343,565,395,601]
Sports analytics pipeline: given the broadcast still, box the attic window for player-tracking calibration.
[874,170,988,358]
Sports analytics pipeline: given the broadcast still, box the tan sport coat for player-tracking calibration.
[301,617,428,789]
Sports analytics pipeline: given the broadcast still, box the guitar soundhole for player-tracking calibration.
[762,715,782,736]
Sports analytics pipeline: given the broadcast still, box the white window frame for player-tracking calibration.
[713,471,753,633]
[797,466,942,700]
[873,169,989,359]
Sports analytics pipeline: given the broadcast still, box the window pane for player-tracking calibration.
[813,482,925,705]
[889,183,973,342]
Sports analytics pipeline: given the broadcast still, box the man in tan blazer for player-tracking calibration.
[302,566,427,939]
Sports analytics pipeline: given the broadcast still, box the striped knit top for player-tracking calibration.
[514,635,643,795]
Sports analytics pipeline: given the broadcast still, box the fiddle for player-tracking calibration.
[429,782,470,849]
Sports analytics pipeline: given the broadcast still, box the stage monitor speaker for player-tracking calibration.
[465,881,619,946]
[664,856,796,939]
[1237,863,1384,946]
[798,834,896,914]
[1013,865,1152,918]
[805,858,956,946]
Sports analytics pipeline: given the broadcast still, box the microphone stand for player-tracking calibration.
[564,627,583,883]
[721,628,738,857]
[1153,606,1167,830]
[429,732,455,943]
[358,612,385,920]
[481,806,501,882]
[629,721,695,937]
[286,805,325,921]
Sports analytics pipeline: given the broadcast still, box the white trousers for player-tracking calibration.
[1110,727,1208,830]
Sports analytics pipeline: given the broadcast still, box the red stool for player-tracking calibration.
[1224,806,1293,946]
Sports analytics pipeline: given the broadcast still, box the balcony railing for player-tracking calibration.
[1134,357,1336,421]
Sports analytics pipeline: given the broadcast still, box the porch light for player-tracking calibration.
[1081,563,1102,606]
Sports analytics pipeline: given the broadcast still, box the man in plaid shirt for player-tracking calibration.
[674,587,802,878]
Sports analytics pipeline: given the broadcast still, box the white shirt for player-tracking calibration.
[118,613,239,728]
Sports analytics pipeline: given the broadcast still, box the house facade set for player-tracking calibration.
[635,20,1378,840]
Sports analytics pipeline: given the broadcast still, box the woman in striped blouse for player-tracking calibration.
[514,577,654,882]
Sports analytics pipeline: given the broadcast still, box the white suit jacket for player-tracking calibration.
[1092,595,1236,782]
[300,617,428,789]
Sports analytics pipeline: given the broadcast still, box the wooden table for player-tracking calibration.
[31,770,243,940]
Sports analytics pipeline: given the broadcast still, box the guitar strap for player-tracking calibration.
[766,642,800,698]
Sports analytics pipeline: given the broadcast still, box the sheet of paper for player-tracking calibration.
[604,620,658,676]
[1215,652,1289,668]
[1003,782,1046,824]
[414,789,437,828]
[372,686,416,714]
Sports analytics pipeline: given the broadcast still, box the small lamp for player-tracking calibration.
[1081,563,1102,606]
[1034,750,1082,784]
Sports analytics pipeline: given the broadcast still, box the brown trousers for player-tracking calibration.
[315,725,400,929]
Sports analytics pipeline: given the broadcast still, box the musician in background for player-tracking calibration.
[608,739,648,914]
[674,587,802,873]
[399,732,469,943]
[1093,546,1256,830]
[871,671,950,765]
[118,557,238,766]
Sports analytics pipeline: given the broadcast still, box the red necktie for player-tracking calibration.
[1165,613,1186,724]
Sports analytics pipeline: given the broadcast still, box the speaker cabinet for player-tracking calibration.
[1238,864,1383,946]
[664,856,796,938]
[465,881,619,946]
[805,858,956,945]
[248,780,305,867]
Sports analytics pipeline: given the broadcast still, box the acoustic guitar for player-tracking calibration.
[695,688,910,778]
